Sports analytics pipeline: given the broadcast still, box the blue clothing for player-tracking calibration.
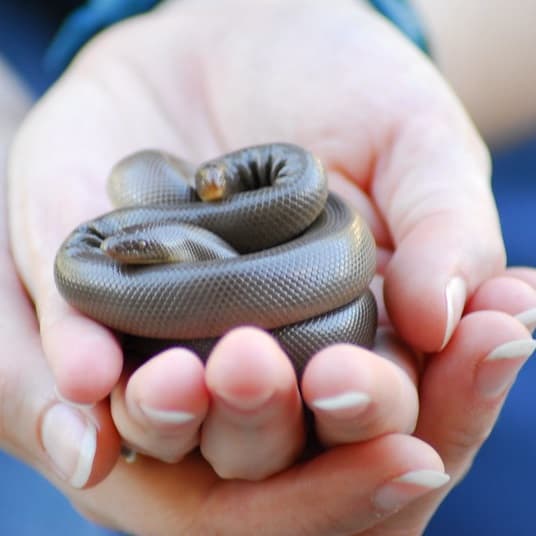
[0,2,535,535]
[45,0,161,73]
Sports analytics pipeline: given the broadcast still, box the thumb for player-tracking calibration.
[377,111,505,352]
[0,214,121,490]
[0,58,121,488]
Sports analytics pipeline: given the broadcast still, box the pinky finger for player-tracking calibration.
[467,274,536,332]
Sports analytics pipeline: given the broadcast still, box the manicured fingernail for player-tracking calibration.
[478,339,536,397]
[441,277,467,350]
[41,404,97,488]
[312,391,371,418]
[54,385,95,410]
[515,308,536,334]
[139,404,196,425]
[373,470,450,513]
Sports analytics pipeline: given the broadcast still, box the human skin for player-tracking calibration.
[5,0,536,533]
[4,0,513,472]
[3,190,536,535]
[413,0,536,145]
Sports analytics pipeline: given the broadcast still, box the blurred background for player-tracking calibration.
[1,1,535,534]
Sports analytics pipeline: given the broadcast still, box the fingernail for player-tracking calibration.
[54,385,95,410]
[373,470,450,513]
[41,404,97,488]
[478,339,536,397]
[515,308,536,334]
[312,391,371,418]
[441,277,467,350]
[139,404,196,425]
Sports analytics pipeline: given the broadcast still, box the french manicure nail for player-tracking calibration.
[139,404,196,425]
[312,391,371,417]
[41,404,97,488]
[515,308,536,334]
[478,339,536,397]
[373,470,450,513]
[441,277,467,350]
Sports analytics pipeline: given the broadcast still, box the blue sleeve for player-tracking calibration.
[45,0,161,73]
[44,0,430,75]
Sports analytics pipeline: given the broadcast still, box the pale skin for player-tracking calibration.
[413,0,536,145]
[4,0,536,534]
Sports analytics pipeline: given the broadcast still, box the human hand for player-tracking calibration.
[6,0,523,498]
[0,52,422,534]
[6,76,531,530]
[3,255,535,535]
[5,3,536,532]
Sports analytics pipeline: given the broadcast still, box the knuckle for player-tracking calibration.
[441,420,494,468]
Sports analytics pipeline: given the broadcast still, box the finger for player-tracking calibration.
[467,274,536,332]
[204,434,449,535]
[506,266,536,289]
[9,92,127,405]
[8,35,191,404]
[39,295,123,404]
[76,434,449,536]
[201,327,304,480]
[377,310,535,534]
[0,81,121,488]
[301,340,418,446]
[0,236,121,490]
[110,349,209,462]
[377,99,506,353]
[421,312,534,474]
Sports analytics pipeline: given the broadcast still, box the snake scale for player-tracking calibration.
[54,143,377,372]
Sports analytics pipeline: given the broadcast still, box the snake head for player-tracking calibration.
[100,234,158,264]
[195,163,230,202]
[100,223,238,264]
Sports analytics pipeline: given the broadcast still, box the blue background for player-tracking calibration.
[1,2,535,534]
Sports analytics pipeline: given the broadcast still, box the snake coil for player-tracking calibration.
[55,143,377,372]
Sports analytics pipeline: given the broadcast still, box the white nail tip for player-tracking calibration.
[515,308,536,334]
[41,404,97,489]
[312,391,371,411]
[441,277,467,350]
[393,470,450,488]
[70,423,97,489]
[485,339,536,361]
[140,405,196,424]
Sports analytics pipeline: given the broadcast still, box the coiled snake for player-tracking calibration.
[55,143,377,372]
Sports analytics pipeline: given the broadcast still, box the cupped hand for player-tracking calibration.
[0,53,430,535]
[7,0,513,490]
[4,251,535,535]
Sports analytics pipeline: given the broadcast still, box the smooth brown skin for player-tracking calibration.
[5,0,536,534]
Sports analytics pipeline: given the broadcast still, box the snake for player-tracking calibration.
[54,143,378,372]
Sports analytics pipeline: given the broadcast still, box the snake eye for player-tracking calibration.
[135,239,148,250]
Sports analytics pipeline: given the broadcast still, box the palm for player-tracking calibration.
[47,0,435,249]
